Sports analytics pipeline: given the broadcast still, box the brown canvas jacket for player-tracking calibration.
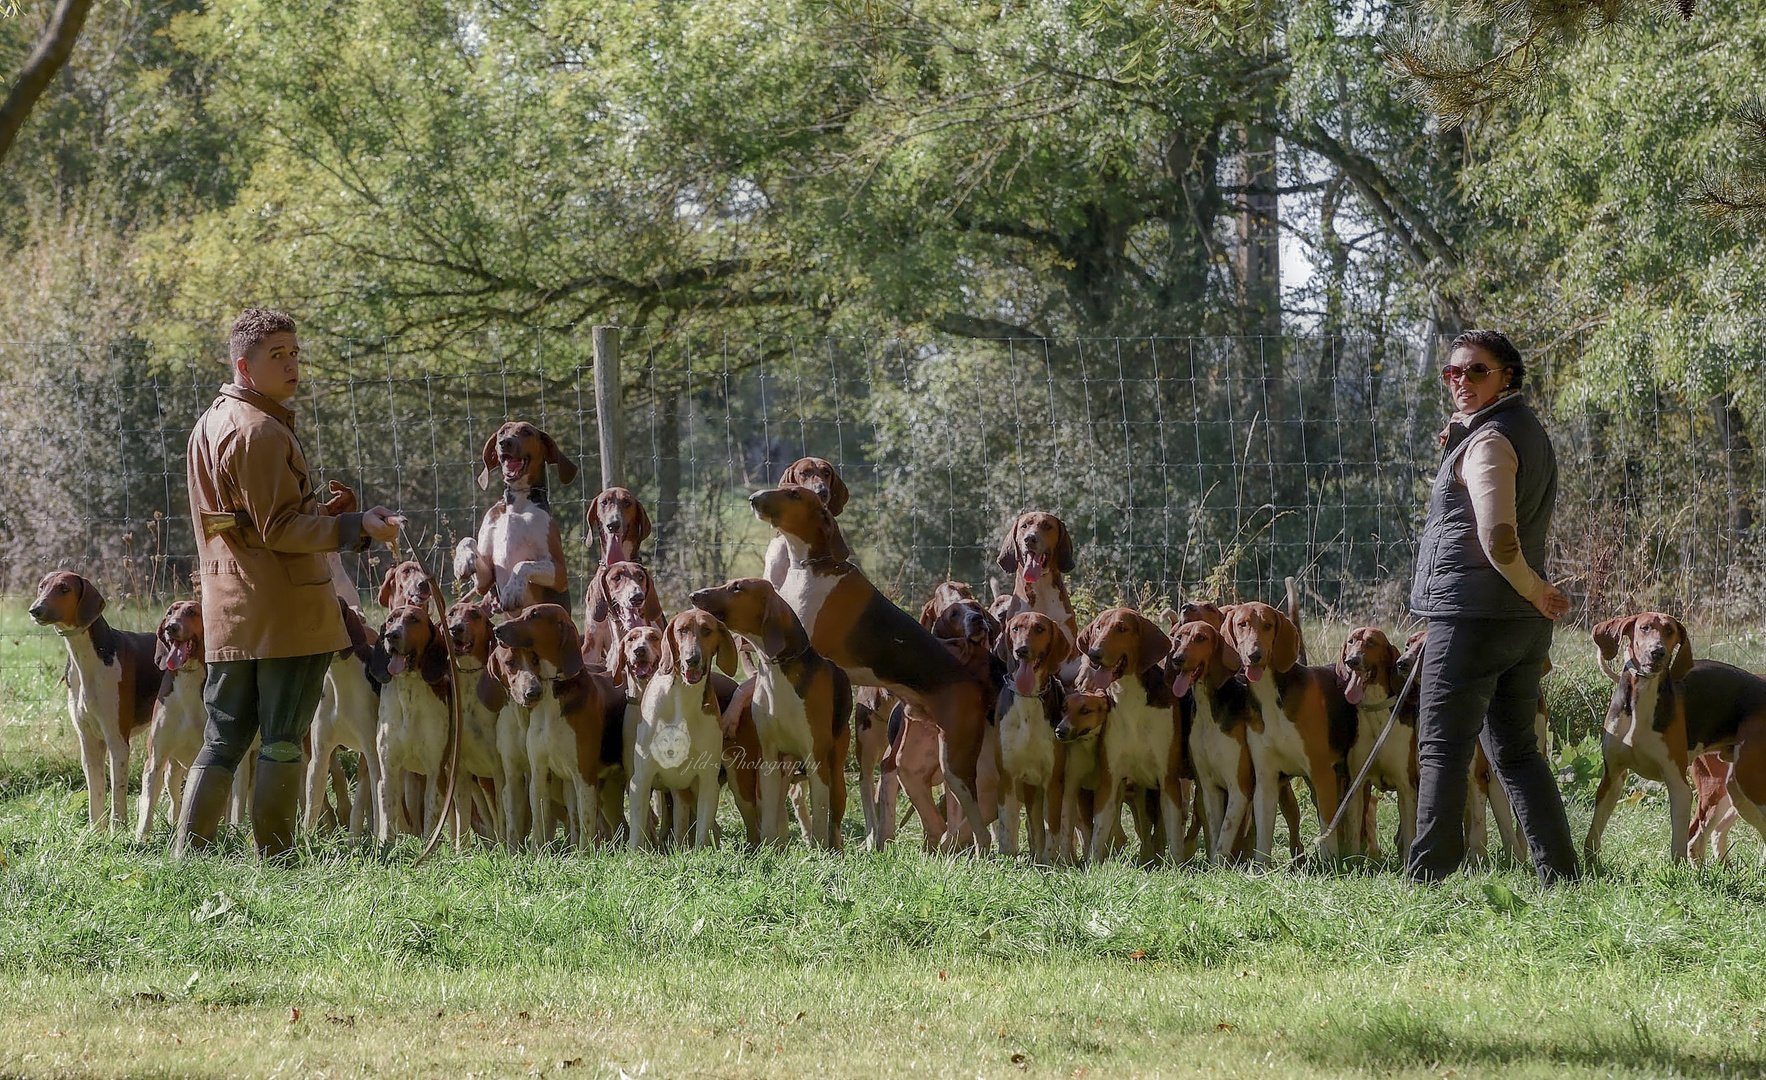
[186,384,367,661]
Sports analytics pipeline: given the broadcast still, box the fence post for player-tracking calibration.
[592,325,624,490]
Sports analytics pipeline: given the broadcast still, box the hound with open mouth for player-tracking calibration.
[630,610,740,850]
[582,559,666,672]
[367,604,453,843]
[994,512,1080,667]
[453,421,577,614]
[135,600,207,840]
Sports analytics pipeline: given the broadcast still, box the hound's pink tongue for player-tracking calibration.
[387,654,408,676]
[163,641,192,672]
[501,457,524,481]
[1344,670,1366,706]
[606,534,626,565]
[1171,670,1195,698]
[1014,663,1038,696]
[1081,664,1113,693]
[1022,554,1045,584]
[1246,664,1264,684]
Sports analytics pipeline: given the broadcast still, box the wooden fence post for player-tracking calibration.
[592,325,624,490]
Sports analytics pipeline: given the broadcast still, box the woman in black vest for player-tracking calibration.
[1407,330,1579,883]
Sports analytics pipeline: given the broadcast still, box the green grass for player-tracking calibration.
[7,602,1766,1077]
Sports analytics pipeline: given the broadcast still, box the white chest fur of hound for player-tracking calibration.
[135,600,207,841]
[454,421,577,613]
[369,605,453,842]
[631,610,739,850]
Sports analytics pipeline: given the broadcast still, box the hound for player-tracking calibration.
[582,560,665,672]
[378,559,435,612]
[368,604,453,842]
[1219,601,1357,863]
[750,484,995,851]
[1074,608,1190,866]
[493,604,620,849]
[445,598,508,846]
[587,486,652,566]
[454,421,578,612]
[135,601,206,840]
[305,598,382,836]
[1053,689,1113,865]
[631,610,739,850]
[1585,613,1766,863]
[28,572,158,831]
[1169,618,1258,863]
[690,578,852,849]
[995,612,1073,862]
[1689,752,1742,864]
[995,512,1080,649]
[1337,626,1415,860]
[763,458,849,588]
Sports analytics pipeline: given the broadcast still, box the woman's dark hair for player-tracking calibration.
[1449,329,1525,389]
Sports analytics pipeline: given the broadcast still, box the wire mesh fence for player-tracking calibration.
[1,328,1763,664]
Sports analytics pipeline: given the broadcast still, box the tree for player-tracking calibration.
[0,0,93,165]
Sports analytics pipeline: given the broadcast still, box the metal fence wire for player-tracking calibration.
[1,330,1762,639]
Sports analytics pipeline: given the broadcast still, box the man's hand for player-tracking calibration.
[362,506,405,544]
[318,480,358,516]
[1532,583,1571,622]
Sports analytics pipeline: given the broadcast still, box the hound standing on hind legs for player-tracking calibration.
[179,307,404,859]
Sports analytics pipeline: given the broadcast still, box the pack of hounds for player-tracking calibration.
[28,419,1766,867]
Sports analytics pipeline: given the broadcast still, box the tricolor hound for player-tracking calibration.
[453,421,577,613]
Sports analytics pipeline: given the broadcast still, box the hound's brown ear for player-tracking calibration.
[714,625,739,677]
[1054,516,1075,573]
[1075,619,1100,659]
[1045,623,1075,674]
[339,599,373,662]
[1591,616,1635,662]
[824,467,850,517]
[74,577,105,628]
[659,618,679,676]
[630,498,653,551]
[637,569,665,627]
[476,666,508,712]
[555,617,585,680]
[762,592,796,659]
[997,518,1022,574]
[419,624,451,685]
[1130,612,1172,675]
[1270,610,1300,673]
[608,634,628,684]
[587,567,611,623]
[1383,640,1402,677]
[154,616,176,670]
[538,430,577,485]
[1670,618,1695,681]
[478,433,498,491]
[366,636,393,685]
[815,509,850,562]
[377,567,401,610]
[918,595,941,629]
[1214,627,1243,673]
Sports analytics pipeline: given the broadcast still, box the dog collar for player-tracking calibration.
[504,484,548,511]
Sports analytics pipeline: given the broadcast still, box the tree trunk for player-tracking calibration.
[0,0,95,164]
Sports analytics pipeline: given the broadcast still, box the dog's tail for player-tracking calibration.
[1284,575,1309,668]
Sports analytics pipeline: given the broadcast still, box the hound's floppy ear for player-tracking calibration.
[1269,609,1300,673]
[587,567,611,622]
[339,599,374,663]
[608,633,629,684]
[1591,616,1635,663]
[824,467,850,517]
[630,498,653,552]
[637,568,665,627]
[1075,619,1100,659]
[366,636,393,686]
[478,433,498,491]
[74,577,105,628]
[1670,618,1695,681]
[376,566,399,610]
[538,429,577,485]
[658,618,680,676]
[419,622,451,685]
[476,665,509,712]
[1129,612,1172,675]
[555,617,585,681]
[1045,622,1075,674]
[814,509,850,562]
[154,614,176,670]
[1054,516,1075,573]
[919,595,941,629]
[997,518,1022,574]
[714,624,739,677]
[762,592,796,660]
[1213,626,1243,673]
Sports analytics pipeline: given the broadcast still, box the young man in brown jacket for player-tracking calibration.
[176,309,404,859]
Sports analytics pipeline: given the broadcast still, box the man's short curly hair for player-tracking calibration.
[1449,328,1526,389]
[229,308,297,362]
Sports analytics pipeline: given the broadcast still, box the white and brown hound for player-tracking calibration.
[135,600,206,840]
[582,560,665,672]
[1337,626,1414,860]
[995,512,1080,650]
[304,599,380,836]
[1053,689,1115,864]
[29,572,158,831]
[587,486,652,567]
[750,484,996,851]
[763,458,849,588]
[445,598,508,846]
[454,421,577,613]
[631,609,739,850]
[995,611,1073,862]
[1074,608,1190,866]
[368,604,453,842]
[1219,602,1356,863]
[691,578,852,849]
[1168,618,1259,863]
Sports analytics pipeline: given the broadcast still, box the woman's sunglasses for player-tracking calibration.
[1440,362,1501,385]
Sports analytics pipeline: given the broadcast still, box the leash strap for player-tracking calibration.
[1315,638,1426,859]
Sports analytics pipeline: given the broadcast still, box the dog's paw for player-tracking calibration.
[452,537,478,581]
[498,577,528,612]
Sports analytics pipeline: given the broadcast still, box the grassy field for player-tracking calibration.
[6,603,1766,1078]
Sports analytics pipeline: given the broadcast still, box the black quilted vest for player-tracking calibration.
[1409,393,1557,621]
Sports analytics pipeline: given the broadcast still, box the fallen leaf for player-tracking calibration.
[1128,949,1146,960]
[938,971,947,981]
[1215,1022,1236,1032]
[558,1057,582,1069]
[289,1007,301,1024]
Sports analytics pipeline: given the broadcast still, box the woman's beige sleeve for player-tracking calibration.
[1456,429,1548,603]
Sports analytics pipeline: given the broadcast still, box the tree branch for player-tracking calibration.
[0,0,94,166]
